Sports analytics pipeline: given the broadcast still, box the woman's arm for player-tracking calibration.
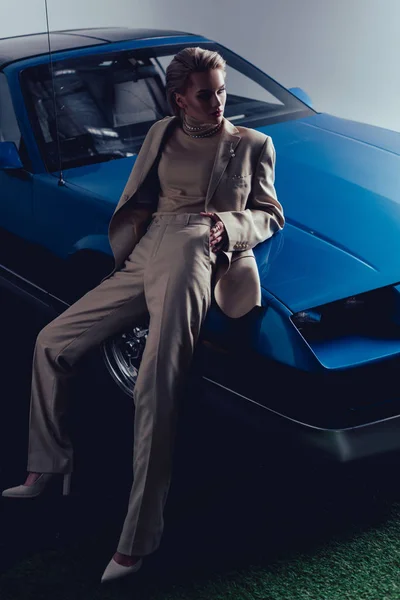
[213,136,285,252]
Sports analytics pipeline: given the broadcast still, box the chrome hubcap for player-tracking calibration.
[101,322,149,397]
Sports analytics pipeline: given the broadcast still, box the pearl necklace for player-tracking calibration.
[182,117,223,138]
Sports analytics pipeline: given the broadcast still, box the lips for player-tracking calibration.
[212,109,223,116]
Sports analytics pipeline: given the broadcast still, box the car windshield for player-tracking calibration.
[21,42,314,171]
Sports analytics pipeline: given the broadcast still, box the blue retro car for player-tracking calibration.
[1,27,400,463]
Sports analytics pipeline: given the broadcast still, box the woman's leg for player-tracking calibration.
[26,241,152,476]
[116,214,216,557]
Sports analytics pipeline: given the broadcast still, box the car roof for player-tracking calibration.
[0,27,199,69]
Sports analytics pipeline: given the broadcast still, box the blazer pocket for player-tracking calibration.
[228,173,253,188]
[231,248,254,263]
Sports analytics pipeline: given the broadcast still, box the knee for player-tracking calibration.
[35,318,76,373]
[36,321,57,349]
[35,320,64,364]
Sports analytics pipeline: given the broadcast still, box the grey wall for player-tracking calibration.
[1,0,399,132]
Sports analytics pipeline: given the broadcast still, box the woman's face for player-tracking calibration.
[175,68,227,124]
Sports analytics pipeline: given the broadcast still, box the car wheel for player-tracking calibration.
[101,323,149,397]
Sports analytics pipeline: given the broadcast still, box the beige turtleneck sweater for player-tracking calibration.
[153,115,223,216]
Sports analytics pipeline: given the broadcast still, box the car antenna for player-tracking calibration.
[44,0,65,186]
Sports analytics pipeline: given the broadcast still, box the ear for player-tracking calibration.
[175,93,186,110]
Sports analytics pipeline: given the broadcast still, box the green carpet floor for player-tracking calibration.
[1,505,400,600]
[1,457,400,600]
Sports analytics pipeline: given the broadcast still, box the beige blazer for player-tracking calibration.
[102,116,285,318]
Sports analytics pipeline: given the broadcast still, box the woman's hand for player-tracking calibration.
[200,212,228,253]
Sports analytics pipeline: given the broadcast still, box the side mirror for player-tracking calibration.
[288,87,313,108]
[0,141,23,170]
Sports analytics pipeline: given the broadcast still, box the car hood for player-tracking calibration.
[64,114,400,313]
[254,113,400,312]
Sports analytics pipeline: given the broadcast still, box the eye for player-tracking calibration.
[198,88,226,100]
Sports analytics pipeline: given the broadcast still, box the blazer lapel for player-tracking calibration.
[205,118,241,207]
[125,116,178,201]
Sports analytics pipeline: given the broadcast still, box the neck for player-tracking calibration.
[184,112,213,126]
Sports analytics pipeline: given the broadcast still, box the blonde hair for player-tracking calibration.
[166,47,227,118]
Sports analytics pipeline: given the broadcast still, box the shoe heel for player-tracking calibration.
[62,473,72,496]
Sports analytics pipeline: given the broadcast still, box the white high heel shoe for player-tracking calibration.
[1,473,72,498]
[101,557,143,583]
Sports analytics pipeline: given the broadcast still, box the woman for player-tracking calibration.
[1,47,285,583]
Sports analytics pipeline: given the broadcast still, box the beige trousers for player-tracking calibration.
[26,213,217,556]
